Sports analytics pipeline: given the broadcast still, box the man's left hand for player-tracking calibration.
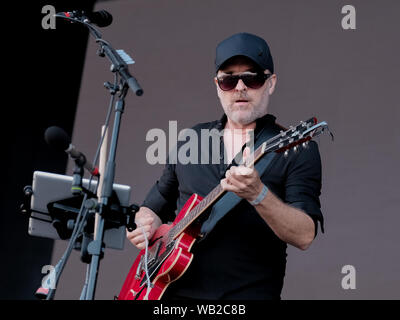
[220,165,263,202]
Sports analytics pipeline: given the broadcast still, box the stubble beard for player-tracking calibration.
[224,102,268,126]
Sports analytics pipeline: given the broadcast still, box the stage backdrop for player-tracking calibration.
[49,0,399,299]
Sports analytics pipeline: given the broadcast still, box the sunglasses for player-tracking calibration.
[217,73,272,91]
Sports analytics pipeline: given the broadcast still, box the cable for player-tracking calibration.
[137,222,151,300]
[90,72,118,175]
[46,202,90,299]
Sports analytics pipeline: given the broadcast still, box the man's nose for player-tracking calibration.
[235,79,247,91]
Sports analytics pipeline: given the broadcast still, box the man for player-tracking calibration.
[127,32,324,300]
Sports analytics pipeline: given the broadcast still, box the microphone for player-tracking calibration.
[45,126,99,177]
[55,9,143,96]
[56,10,113,27]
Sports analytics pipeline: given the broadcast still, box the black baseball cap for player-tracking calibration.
[215,32,274,74]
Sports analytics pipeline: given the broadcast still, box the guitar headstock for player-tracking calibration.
[260,117,333,157]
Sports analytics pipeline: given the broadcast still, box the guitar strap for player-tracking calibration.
[199,124,280,239]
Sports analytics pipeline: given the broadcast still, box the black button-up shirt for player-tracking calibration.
[142,113,323,300]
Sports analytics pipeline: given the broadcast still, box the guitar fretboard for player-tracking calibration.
[164,117,320,245]
[165,141,267,244]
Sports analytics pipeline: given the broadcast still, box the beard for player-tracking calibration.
[223,100,269,125]
[217,85,272,125]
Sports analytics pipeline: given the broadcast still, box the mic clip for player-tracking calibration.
[126,204,139,232]
[20,186,33,216]
[104,81,120,95]
[71,155,86,196]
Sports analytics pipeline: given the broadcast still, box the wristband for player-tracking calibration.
[249,184,268,206]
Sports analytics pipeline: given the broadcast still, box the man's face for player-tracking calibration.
[215,56,277,126]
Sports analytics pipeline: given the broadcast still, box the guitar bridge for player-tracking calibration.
[135,255,144,280]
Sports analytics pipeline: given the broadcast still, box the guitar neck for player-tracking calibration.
[167,140,268,242]
[165,116,324,243]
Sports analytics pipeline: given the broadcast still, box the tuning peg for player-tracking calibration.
[293,146,298,153]
[302,141,309,148]
[284,150,289,157]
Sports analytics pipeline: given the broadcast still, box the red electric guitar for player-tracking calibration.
[118,117,331,300]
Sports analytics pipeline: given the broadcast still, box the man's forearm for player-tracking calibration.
[254,190,315,250]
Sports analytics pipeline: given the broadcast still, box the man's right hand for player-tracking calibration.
[126,207,162,250]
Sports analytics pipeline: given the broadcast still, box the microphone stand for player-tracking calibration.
[82,22,139,300]
[84,83,129,300]
[52,13,143,300]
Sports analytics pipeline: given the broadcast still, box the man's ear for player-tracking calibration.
[214,77,218,86]
[214,77,220,93]
[268,74,277,95]
[214,77,223,99]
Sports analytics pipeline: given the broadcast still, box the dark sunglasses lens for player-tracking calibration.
[242,74,265,89]
[219,74,268,90]
[219,76,238,91]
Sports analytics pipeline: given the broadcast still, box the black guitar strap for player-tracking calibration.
[199,124,280,239]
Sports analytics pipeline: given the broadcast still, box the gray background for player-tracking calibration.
[51,0,400,299]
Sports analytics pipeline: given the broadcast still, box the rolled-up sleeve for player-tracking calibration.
[284,141,324,235]
[142,163,179,223]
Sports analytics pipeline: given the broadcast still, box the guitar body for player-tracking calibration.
[118,194,203,300]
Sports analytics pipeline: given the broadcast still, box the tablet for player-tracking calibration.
[28,171,131,250]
